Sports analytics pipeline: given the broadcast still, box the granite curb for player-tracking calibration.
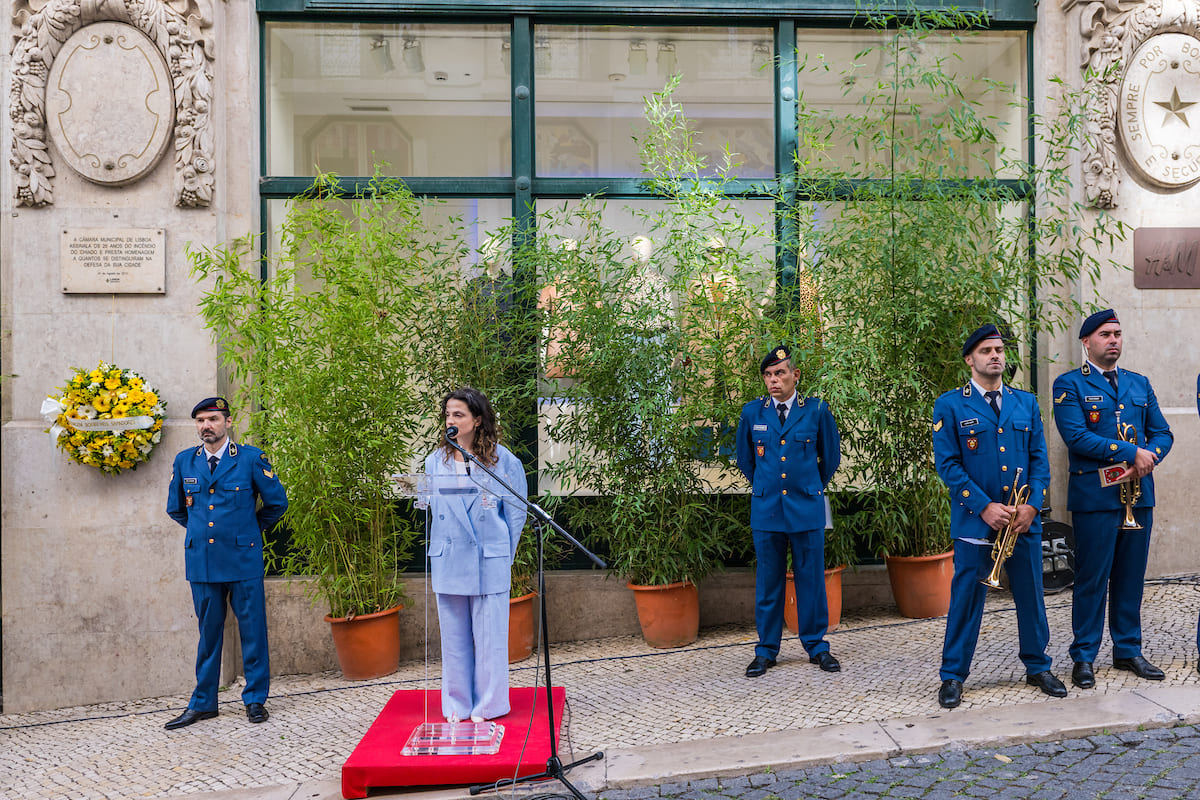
[166,687,1200,800]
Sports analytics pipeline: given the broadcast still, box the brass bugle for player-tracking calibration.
[982,467,1030,589]
[1118,422,1143,530]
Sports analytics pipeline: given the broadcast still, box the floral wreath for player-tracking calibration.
[42,363,166,475]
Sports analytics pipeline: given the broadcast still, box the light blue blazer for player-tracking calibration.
[423,445,528,596]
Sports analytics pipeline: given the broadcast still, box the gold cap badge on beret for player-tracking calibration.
[216,398,225,409]
[775,348,786,360]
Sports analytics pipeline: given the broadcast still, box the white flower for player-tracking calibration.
[77,446,89,457]
[138,443,153,454]
[77,404,97,419]
[152,404,165,415]
[152,432,162,443]
[88,382,100,391]
[101,445,114,457]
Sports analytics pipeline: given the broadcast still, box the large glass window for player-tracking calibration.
[267,23,512,176]
[534,25,775,178]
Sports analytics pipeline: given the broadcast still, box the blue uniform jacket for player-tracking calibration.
[167,442,288,583]
[932,384,1050,540]
[1051,365,1173,512]
[424,445,528,596]
[736,396,840,533]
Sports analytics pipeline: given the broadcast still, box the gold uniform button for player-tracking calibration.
[1002,465,1008,472]
[781,473,787,479]
[781,456,786,462]
[208,521,214,527]
[962,490,970,497]
[1003,485,1010,492]
[780,439,786,446]
[782,489,788,496]
[208,538,214,544]
[998,427,1004,433]
[209,488,215,494]
[999,446,1006,453]
[208,504,214,510]
[1110,444,1119,451]
[1119,404,1124,410]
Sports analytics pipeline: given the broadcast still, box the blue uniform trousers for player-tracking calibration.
[436,591,510,721]
[189,578,269,711]
[1069,508,1152,663]
[940,536,1051,681]
[753,528,829,660]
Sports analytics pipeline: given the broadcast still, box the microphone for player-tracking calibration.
[445,425,458,441]
[444,425,469,473]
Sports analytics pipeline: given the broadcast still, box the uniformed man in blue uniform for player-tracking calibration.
[736,345,841,678]
[164,397,288,729]
[932,324,1066,709]
[1052,309,1173,689]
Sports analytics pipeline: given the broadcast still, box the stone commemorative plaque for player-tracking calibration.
[1133,227,1200,289]
[61,229,166,294]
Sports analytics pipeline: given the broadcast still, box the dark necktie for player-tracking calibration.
[778,403,787,426]
[985,390,1000,416]
[209,455,218,473]
[1103,370,1118,393]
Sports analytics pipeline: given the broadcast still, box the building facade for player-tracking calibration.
[2,0,1198,712]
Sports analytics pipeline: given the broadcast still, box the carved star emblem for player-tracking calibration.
[1154,87,1197,127]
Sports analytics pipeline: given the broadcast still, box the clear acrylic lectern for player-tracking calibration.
[391,472,504,756]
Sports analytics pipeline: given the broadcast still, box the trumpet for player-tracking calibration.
[981,467,1031,589]
[1118,422,1143,530]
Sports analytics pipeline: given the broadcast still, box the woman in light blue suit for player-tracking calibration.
[424,387,528,722]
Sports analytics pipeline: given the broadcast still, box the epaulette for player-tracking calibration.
[1081,363,1091,376]
[961,383,972,397]
[229,442,238,456]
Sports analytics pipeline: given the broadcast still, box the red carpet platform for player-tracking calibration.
[341,686,566,799]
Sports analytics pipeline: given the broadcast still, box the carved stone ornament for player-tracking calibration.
[9,0,215,207]
[1064,0,1200,208]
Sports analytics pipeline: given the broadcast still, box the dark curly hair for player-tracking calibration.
[438,386,500,467]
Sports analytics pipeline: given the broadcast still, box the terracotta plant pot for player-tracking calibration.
[785,566,846,634]
[508,591,538,663]
[885,551,954,619]
[627,580,699,648]
[324,605,402,680]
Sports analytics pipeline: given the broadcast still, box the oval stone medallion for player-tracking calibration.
[1119,33,1200,190]
[46,21,174,185]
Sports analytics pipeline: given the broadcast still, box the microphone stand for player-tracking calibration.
[442,431,605,800]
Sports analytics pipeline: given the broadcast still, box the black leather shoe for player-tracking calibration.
[1072,661,1096,688]
[246,702,269,723]
[938,679,963,709]
[1026,671,1068,697]
[164,708,218,730]
[745,655,776,678]
[1114,655,1165,680]
[809,651,841,672]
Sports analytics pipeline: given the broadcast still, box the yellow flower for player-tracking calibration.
[103,377,121,390]
[89,369,104,382]
[93,395,112,412]
[144,392,158,405]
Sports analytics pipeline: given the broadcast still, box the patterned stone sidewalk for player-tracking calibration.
[2,579,1199,799]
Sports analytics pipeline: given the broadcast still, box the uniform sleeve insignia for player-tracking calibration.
[261,453,268,459]
[263,469,274,478]
[1054,392,1067,404]
[933,419,944,432]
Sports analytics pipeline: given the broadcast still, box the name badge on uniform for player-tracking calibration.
[183,477,198,484]
[1088,410,1101,423]
[756,444,765,457]
[1084,395,1103,402]
[959,418,978,428]
[753,424,768,431]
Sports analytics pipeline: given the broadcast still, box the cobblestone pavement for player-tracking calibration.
[597,726,1200,800]
[1,579,1199,799]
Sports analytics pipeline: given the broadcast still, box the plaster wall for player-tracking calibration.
[1,0,261,713]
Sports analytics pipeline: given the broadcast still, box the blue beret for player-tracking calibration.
[1079,308,1119,338]
[760,345,792,373]
[961,324,1002,357]
[191,397,230,418]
